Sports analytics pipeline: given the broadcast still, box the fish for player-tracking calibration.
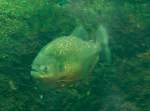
[31,25,111,85]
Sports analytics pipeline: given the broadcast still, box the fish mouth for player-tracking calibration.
[31,68,41,78]
[31,68,53,79]
[31,67,38,72]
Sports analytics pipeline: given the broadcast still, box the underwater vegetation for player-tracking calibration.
[0,0,150,111]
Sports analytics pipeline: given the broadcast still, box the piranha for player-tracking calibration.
[31,25,111,85]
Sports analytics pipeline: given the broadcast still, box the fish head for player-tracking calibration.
[31,52,60,80]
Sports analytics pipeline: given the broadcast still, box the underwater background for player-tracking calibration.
[0,0,150,111]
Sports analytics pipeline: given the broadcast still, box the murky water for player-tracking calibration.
[0,0,149,111]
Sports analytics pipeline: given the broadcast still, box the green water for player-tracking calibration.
[0,0,149,111]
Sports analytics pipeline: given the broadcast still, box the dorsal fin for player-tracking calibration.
[71,26,89,40]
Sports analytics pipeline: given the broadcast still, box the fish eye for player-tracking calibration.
[40,65,48,72]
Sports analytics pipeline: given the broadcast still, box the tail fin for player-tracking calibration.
[96,25,111,64]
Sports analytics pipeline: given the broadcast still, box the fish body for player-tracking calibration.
[31,36,99,83]
[31,26,110,85]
